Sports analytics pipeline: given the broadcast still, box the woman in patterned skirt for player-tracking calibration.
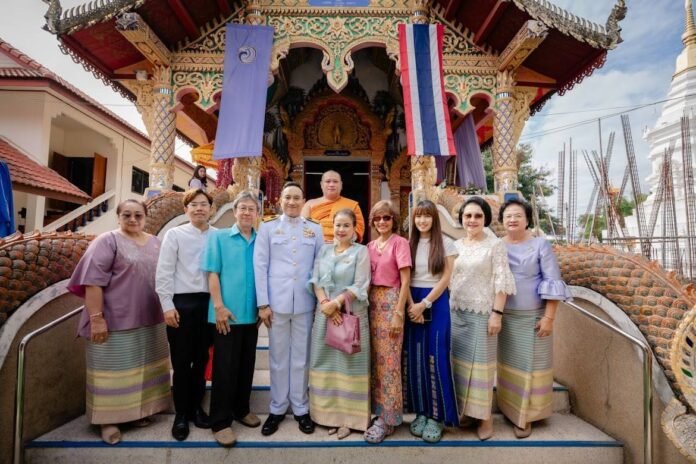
[497,198,571,438]
[68,199,171,445]
[403,200,459,443]
[450,196,516,441]
[309,208,371,440]
[365,200,411,443]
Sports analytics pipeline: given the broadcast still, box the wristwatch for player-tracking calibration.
[422,298,432,309]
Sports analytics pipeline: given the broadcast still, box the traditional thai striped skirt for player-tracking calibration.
[451,309,496,421]
[403,287,459,426]
[85,323,171,425]
[497,308,553,428]
[368,285,404,426]
[309,298,371,431]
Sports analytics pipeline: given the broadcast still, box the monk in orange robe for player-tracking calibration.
[301,170,365,243]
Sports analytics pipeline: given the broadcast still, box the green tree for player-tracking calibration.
[482,144,560,233]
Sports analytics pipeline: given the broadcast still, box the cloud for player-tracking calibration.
[520,0,686,228]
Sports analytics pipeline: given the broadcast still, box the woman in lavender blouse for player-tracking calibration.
[68,199,171,445]
[496,198,571,439]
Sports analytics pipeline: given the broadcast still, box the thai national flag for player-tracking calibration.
[398,24,456,157]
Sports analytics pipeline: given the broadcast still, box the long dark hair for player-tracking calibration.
[190,164,208,187]
[409,200,445,276]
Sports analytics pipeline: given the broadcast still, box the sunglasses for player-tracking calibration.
[373,215,393,222]
[463,213,484,219]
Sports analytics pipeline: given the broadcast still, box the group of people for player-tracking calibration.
[67,168,570,448]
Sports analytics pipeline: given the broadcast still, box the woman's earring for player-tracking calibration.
[351,232,357,243]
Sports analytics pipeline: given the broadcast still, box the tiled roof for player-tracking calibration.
[0,38,150,143]
[0,137,91,204]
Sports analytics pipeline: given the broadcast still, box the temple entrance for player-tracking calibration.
[304,159,371,242]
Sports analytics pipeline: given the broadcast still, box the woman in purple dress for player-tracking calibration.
[496,198,571,438]
[68,199,171,445]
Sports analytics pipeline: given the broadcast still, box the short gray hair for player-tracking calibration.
[232,190,260,212]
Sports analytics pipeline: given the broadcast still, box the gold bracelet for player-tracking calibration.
[89,312,103,319]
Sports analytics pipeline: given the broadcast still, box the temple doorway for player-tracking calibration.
[304,159,371,242]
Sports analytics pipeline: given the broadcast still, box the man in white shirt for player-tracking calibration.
[156,189,216,441]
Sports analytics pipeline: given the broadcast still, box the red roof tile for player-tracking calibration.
[0,137,91,204]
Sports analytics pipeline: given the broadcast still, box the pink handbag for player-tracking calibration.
[325,292,361,354]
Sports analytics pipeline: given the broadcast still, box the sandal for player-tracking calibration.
[100,424,121,445]
[421,419,444,443]
[409,415,428,437]
[364,417,393,444]
[131,417,152,428]
[337,426,351,440]
[513,423,532,439]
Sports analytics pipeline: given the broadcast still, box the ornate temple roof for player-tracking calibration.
[0,136,91,204]
[0,38,150,144]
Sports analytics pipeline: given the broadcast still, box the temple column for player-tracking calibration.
[492,70,518,193]
[410,155,437,205]
[408,0,437,204]
[148,66,176,190]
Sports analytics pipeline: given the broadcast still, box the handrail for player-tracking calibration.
[43,190,116,232]
[13,306,83,464]
[564,300,653,464]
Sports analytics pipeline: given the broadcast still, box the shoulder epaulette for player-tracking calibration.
[262,215,279,222]
[305,217,320,224]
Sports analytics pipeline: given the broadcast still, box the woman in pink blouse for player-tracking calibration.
[364,200,411,443]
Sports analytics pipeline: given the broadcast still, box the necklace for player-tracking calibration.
[376,235,392,251]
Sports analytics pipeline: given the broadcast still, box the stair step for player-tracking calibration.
[26,413,622,464]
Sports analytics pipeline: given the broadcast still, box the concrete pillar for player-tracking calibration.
[25,196,46,231]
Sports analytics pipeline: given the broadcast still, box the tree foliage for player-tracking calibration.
[481,144,560,233]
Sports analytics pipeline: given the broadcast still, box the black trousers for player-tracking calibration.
[210,323,258,432]
[167,293,213,417]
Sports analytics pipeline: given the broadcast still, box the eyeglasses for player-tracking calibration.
[373,215,393,222]
[120,213,145,220]
[237,206,257,213]
[463,213,484,219]
[503,214,524,220]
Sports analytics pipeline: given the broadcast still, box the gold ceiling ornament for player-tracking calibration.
[267,14,406,92]
[121,79,155,136]
[172,71,222,110]
[444,74,496,117]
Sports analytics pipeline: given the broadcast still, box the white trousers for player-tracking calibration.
[268,311,313,415]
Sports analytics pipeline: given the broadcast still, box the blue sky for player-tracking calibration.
[0,0,689,218]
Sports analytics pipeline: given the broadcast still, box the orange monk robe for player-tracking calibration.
[309,196,365,243]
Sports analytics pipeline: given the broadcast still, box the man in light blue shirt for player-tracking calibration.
[255,181,323,435]
[201,191,260,447]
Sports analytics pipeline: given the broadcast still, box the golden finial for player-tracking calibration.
[684,0,696,46]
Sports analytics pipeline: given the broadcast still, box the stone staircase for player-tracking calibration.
[24,326,623,464]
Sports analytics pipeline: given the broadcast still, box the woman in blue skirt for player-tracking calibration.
[403,200,459,443]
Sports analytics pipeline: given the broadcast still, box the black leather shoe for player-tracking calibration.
[261,414,285,436]
[294,414,315,434]
[172,413,189,441]
[189,407,211,429]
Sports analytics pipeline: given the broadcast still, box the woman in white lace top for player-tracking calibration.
[450,196,516,441]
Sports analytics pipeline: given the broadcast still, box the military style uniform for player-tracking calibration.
[254,215,324,417]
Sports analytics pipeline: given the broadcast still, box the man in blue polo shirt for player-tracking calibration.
[201,190,261,447]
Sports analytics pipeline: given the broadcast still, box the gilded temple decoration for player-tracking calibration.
[172,71,222,111]
[497,20,548,72]
[115,12,171,66]
[267,14,406,93]
[149,65,177,189]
